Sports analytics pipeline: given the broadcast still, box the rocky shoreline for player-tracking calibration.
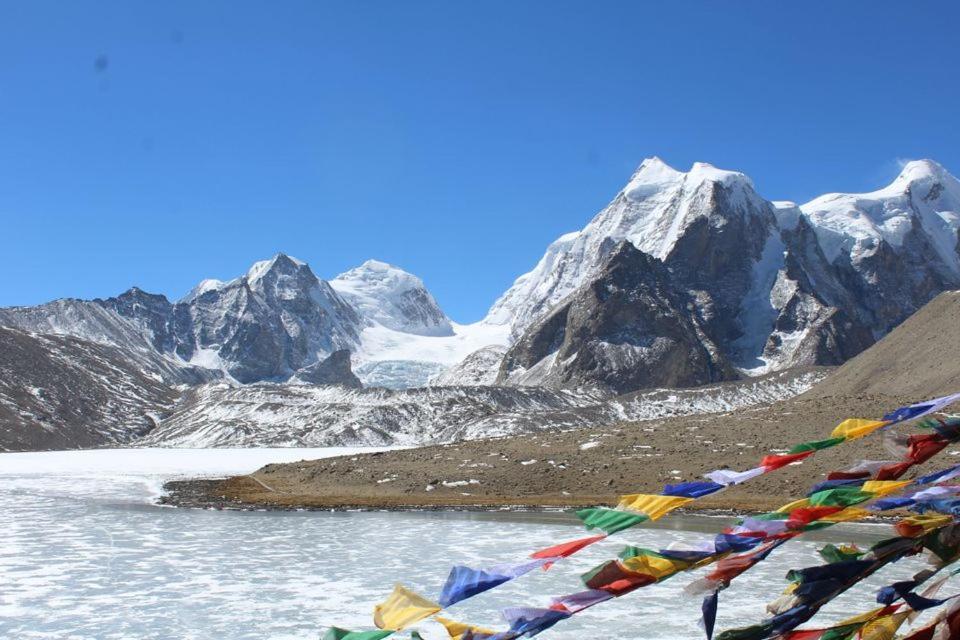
[155,391,960,520]
[159,475,769,518]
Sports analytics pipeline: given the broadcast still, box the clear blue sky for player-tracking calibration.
[2,1,959,322]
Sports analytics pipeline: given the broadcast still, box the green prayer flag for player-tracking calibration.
[715,622,775,640]
[818,543,864,564]
[788,437,846,454]
[618,546,669,561]
[748,511,790,521]
[576,507,649,534]
[808,486,872,508]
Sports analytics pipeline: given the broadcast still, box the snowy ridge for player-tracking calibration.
[137,367,826,448]
[450,368,827,440]
[801,159,960,273]
[138,383,608,448]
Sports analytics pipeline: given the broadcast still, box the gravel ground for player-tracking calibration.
[160,392,960,513]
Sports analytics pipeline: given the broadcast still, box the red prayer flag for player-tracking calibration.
[787,505,844,527]
[875,461,913,480]
[532,535,605,560]
[907,434,950,465]
[532,534,606,570]
[760,450,815,471]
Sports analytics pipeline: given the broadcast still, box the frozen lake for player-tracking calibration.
[0,449,937,639]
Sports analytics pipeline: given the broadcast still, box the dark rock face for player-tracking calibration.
[172,255,361,383]
[663,181,776,349]
[96,287,177,353]
[295,350,362,388]
[499,242,738,394]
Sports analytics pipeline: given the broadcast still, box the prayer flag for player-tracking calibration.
[373,584,441,631]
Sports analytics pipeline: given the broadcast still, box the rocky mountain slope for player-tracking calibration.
[483,158,960,393]
[0,326,211,451]
[498,241,737,393]
[804,290,960,398]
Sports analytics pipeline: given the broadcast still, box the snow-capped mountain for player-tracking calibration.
[799,159,960,335]
[497,241,737,393]
[483,157,960,393]
[0,253,365,384]
[802,160,960,275]
[175,254,362,382]
[331,260,453,336]
[330,259,508,388]
[484,158,775,336]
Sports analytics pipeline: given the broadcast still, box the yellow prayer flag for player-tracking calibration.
[620,553,692,580]
[835,605,889,626]
[775,497,811,513]
[862,480,912,497]
[373,584,441,631]
[900,514,955,535]
[435,616,498,640]
[830,418,888,440]
[819,507,871,523]
[616,494,693,520]
[858,612,909,640]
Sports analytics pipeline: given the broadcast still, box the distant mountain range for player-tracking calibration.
[2,157,958,451]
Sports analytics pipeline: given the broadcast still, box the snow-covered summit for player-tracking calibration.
[800,159,960,273]
[484,157,774,334]
[245,252,308,283]
[331,259,453,337]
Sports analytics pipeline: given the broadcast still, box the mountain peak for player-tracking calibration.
[245,253,310,283]
[687,161,755,189]
[331,260,452,336]
[893,159,954,189]
[627,156,682,185]
[624,158,755,202]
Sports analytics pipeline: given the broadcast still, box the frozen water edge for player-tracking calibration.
[0,448,951,639]
[0,447,401,503]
